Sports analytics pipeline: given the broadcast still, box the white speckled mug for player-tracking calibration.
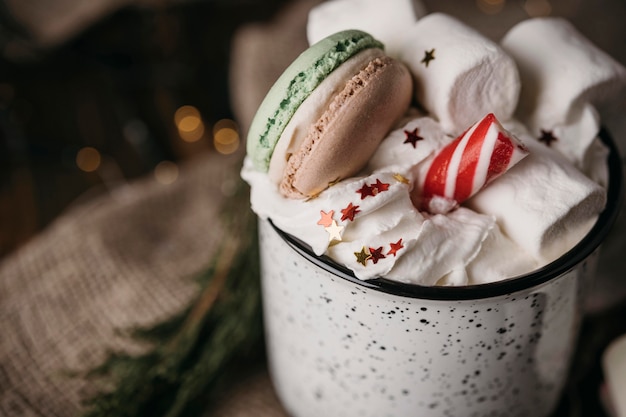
[258,132,623,417]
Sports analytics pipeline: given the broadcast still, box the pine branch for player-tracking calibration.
[81,178,264,417]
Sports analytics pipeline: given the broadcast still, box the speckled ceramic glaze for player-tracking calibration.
[258,132,622,417]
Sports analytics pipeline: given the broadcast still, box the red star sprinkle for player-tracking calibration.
[317,210,334,227]
[538,129,558,147]
[341,202,361,222]
[356,183,375,199]
[369,247,386,264]
[403,128,424,148]
[387,239,404,257]
[371,179,390,195]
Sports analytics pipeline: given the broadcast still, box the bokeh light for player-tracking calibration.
[476,0,505,14]
[76,147,102,172]
[154,161,179,184]
[174,105,205,143]
[524,0,552,17]
[213,118,240,155]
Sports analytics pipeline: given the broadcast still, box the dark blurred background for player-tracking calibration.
[0,0,292,257]
[0,0,624,257]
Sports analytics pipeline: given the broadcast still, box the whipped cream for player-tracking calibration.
[242,13,626,286]
[243,111,544,285]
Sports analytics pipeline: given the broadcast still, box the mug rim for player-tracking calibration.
[270,129,624,301]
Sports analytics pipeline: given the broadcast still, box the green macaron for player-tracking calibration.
[246,29,384,172]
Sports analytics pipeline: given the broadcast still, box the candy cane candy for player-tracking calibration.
[413,113,529,214]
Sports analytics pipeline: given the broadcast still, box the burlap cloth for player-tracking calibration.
[2,1,626,416]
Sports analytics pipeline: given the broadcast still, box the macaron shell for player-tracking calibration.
[268,48,387,184]
[280,56,413,198]
[246,30,384,172]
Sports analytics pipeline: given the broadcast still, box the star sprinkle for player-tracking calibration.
[371,179,390,195]
[403,128,424,148]
[317,210,334,227]
[305,193,321,202]
[538,129,558,147]
[421,48,435,67]
[324,220,344,242]
[327,177,341,188]
[356,183,375,199]
[393,173,410,185]
[354,247,371,266]
[368,247,386,264]
[387,239,404,257]
[341,202,361,221]
[357,178,391,200]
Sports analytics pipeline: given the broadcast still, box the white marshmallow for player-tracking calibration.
[306,0,426,58]
[603,334,626,417]
[582,137,610,189]
[466,127,606,263]
[398,13,520,136]
[466,224,539,285]
[501,17,626,167]
[366,115,453,173]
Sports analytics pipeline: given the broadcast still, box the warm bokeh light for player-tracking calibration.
[174,105,205,143]
[154,161,179,184]
[477,0,505,14]
[524,0,552,17]
[213,118,240,155]
[76,147,101,172]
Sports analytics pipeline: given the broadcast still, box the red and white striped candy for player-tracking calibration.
[414,113,529,214]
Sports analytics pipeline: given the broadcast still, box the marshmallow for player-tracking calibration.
[466,225,539,285]
[501,17,626,166]
[398,13,520,136]
[438,224,540,286]
[603,334,626,417]
[466,126,606,263]
[582,137,610,188]
[307,0,426,58]
[367,114,453,173]
[412,113,529,214]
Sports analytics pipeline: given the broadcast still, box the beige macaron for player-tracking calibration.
[274,51,413,198]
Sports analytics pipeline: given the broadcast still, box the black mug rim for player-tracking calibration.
[270,129,624,301]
